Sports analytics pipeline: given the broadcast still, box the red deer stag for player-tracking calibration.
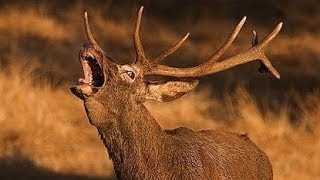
[71,6,282,180]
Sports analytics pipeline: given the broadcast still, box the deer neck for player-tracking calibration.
[86,98,166,174]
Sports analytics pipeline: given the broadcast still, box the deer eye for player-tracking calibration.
[126,71,135,79]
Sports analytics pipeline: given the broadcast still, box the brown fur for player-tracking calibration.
[70,7,280,180]
[84,97,272,180]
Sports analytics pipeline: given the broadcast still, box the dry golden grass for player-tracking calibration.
[0,2,319,180]
[0,9,69,41]
[0,63,319,179]
[0,64,113,177]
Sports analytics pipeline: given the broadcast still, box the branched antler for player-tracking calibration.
[132,6,282,79]
[134,6,191,65]
[146,22,282,78]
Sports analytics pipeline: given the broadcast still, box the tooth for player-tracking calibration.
[87,52,95,59]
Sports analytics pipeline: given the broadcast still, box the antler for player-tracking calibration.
[134,7,146,63]
[133,6,190,65]
[152,33,190,64]
[84,12,98,45]
[84,12,105,53]
[137,11,283,79]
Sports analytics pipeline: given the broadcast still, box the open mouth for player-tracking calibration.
[77,51,104,88]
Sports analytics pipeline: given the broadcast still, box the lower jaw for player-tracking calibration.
[70,84,93,99]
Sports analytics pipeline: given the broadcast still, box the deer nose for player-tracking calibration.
[82,43,91,48]
[82,43,97,51]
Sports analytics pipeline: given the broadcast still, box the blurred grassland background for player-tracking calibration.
[0,0,319,179]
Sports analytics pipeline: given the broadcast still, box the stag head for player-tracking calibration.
[70,7,200,105]
[70,6,282,118]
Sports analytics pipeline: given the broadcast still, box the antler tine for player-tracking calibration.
[152,17,245,65]
[84,11,106,54]
[152,33,190,64]
[206,16,246,63]
[134,6,147,63]
[84,12,98,45]
[253,30,274,75]
[257,22,283,50]
[254,23,283,79]
[146,21,283,79]
[252,30,258,46]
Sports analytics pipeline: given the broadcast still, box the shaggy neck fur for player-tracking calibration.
[96,102,167,179]
[84,94,273,179]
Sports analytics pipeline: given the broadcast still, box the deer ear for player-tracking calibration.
[146,80,199,102]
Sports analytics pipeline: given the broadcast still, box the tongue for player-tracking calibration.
[77,78,90,85]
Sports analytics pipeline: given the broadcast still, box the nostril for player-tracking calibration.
[83,43,90,48]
